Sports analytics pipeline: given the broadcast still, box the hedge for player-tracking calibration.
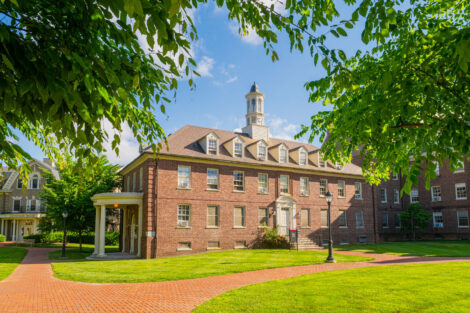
[0,234,5,242]
[24,232,119,246]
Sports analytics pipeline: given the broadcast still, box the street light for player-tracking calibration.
[61,210,68,258]
[325,191,336,263]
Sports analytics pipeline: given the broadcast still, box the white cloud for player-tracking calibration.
[266,115,302,141]
[101,120,140,165]
[226,76,238,84]
[228,22,263,46]
[196,56,215,77]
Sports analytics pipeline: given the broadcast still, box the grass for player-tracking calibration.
[51,249,371,283]
[48,245,120,260]
[195,262,470,313]
[0,247,28,281]
[334,240,470,257]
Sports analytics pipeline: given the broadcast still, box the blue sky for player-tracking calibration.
[17,1,368,165]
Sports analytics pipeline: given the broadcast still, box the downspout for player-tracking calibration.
[152,159,159,258]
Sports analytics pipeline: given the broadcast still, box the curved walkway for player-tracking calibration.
[1,247,469,313]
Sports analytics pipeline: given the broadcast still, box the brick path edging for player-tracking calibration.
[1,246,469,313]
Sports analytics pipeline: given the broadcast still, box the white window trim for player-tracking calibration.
[233,141,243,158]
[206,168,219,190]
[318,153,326,168]
[337,180,346,198]
[233,171,245,192]
[393,189,400,204]
[354,182,362,200]
[233,206,246,228]
[177,204,191,228]
[380,188,387,203]
[433,212,443,228]
[338,210,348,228]
[299,149,307,166]
[410,189,419,204]
[17,178,22,189]
[257,143,267,161]
[300,177,309,196]
[457,211,469,228]
[454,162,465,174]
[207,136,219,155]
[206,205,219,228]
[455,183,467,200]
[177,165,191,189]
[431,186,442,202]
[258,173,269,194]
[392,173,398,180]
[12,198,21,212]
[319,179,328,197]
[279,146,288,164]
[355,210,364,229]
[280,175,290,195]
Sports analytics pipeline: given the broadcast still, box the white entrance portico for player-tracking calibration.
[275,195,297,236]
[90,192,143,258]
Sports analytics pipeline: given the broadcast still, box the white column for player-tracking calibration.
[98,205,106,256]
[33,219,37,234]
[1,219,4,235]
[122,208,127,253]
[292,203,297,230]
[137,204,142,257]
[12,220,16,241]
[93,206,100,255]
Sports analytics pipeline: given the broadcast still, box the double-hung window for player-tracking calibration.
[355,210,364,228]
[337,180,345,198]
[234,206,245,227]
[301,208,310,228]
[17,179,22,189]
[410,188,419,203]
[207,169,219,190]
[318,153,326,167]
[380,188,387,203]
[433,212,443,228]
[234,142,243,158]
[207,206,219,227]
[456,183,467,200]
[338,210,347,227]
[279,148,287,163]
[382,213,389,228]
[458,211,469,228]
[299,151,307,165]
[233,171,244,191]
[177,204,190,227]
[431,186,442,201]
[258,207,268,226]
[354,182,362,199]
[320,179,327,196]
[393,189,400,204]
[177,166,191,189]
[258,173,268,193]
[208,139,218,155]
[258,145,266,160]
[13,199,20,212]
[300,177,309,196]
[280,175,289,194]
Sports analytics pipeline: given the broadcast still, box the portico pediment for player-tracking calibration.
[275,195,297,205]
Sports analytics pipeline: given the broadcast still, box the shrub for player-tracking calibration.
[259,227,290,249]
[0,234,5,242]
[25,231,120,245]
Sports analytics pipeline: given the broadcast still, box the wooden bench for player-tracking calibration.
[17,239,35,247]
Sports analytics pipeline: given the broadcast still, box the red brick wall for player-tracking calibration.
[148,159,375,258]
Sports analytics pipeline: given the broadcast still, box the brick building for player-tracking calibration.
[366,157,470,241]
[0,159,59,241]
[90,83,376,259]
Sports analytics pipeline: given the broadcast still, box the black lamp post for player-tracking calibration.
[325,191,336,263]
[61,210,68,258]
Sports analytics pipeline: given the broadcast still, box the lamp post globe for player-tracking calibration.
[325,191,336,263]
[61,210,68,258]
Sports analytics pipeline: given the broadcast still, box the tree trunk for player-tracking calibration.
[79,229,83,252]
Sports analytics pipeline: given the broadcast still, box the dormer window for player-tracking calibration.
[208,139,217,155]
[336,162,343,170]
[258,145,266,160]
[299,151,307,165]
[318,153,326,167]
[29,174,40,189]
[234,142,243,158]
[279,147,288,163]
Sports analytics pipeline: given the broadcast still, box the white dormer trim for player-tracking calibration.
[223,135,246,158]
[278,144,289,164]
[28,172,41,189]
[198,132,220,156]
[289,146,308,165]
[257,140,268,161]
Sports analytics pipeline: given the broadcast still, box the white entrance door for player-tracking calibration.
[279,208,290,236]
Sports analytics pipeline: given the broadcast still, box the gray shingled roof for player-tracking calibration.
[250,81,260,93]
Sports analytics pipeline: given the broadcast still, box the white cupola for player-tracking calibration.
[242,82,269,142]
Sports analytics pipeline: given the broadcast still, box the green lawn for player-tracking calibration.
[0,247,28,281]
[195,262,470,313]
[49,245,120,260]
[51,249,371,283]
[334,240,470,257]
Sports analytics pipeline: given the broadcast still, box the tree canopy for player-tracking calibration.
[1,0,468,191]
[399,203,432,241]
[40,156,120,250]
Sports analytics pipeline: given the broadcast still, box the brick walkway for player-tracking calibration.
[1,247,469,313]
